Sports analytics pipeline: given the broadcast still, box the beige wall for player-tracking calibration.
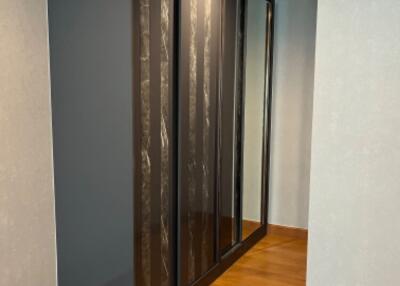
[308,0,400,285]
[0,0,57,285]
[269,0,317,229]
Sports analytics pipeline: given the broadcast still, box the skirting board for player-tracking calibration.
[267,224,308,240]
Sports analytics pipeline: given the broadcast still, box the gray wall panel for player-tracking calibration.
[48,1,134,285]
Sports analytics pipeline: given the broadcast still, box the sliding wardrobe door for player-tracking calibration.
[133,0,274,285]
[133,0,176,285]
[178,0,221,284]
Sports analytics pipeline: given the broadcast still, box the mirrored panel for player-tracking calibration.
[241,0,272,240]
[219,0,241,255]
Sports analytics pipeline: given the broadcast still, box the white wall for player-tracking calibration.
[0,1,57,285]
[308,0,400,285]
[269,0,317,228]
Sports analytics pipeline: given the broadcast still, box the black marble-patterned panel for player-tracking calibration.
[160,0,170,284]
[188,0,198,280]
[179,0,220,284]
[201,0,213,274]
[134,0,174,285]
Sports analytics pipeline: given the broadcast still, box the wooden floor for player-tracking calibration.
[242,220,262,240]
[212,234,308,286]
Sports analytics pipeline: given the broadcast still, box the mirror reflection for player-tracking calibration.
[241,0,272,240]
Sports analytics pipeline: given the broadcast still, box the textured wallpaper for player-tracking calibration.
[308,0,400,285]
[0,0,57,285]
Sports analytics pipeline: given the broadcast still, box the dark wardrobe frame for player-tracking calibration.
[132,0,275,285]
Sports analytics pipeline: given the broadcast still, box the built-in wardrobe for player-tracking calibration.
[133,0,274,285]
[49,0,273,285]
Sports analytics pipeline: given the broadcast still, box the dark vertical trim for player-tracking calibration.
[209,0,220,269]
[194,0,205,279]
[174,0,181,283]
[236,0,246,244]
[238,0,249,243]
[210,0,222,270]
[132,0,138,282]
[179,0,190,284]
[258,0,274,229]
[133,0,144,284]
[214,0,225,264]
[172,0,179,284]
[232,0,241,247]
[263,0,275,227]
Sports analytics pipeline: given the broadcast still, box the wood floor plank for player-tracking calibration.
[212,234,308,286]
